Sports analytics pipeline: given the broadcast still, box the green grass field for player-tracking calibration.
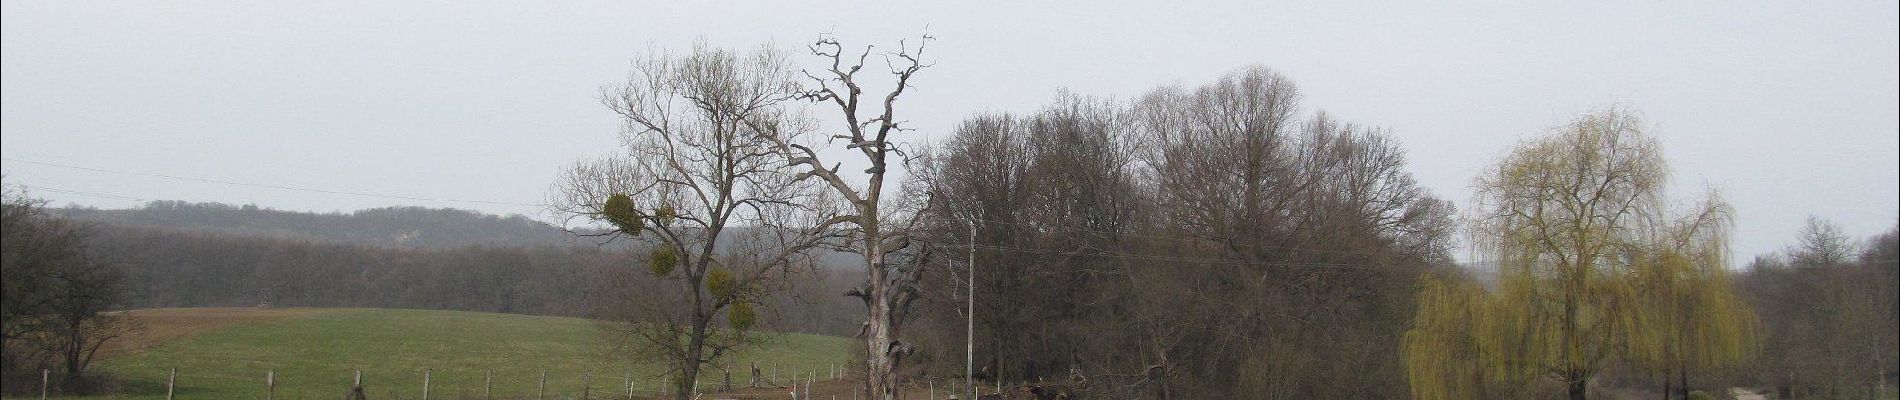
[50,308,850,400]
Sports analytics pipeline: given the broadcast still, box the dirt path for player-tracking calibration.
[96,307,331,359]
[1730,387,1768,400]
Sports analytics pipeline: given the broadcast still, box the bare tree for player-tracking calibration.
[553,44,846,400]
[1790,216,1856,268]
[748,34,935,400]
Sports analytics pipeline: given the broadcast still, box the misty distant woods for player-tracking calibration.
[2,36,1895,400]
[25,203,862,334]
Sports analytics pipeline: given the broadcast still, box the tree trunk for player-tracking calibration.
[1676,369,1688,400]
[865,248,900,400]
[865,291,897,399]
[1158,366,1173,400]
[679,314,708,400]
[991,324,1004,391]
[1661,372,1671,400]
[1879,371,1888,400]
[1567,370,1588,400]
[1778,372,1793,400]
[62,313,83,394]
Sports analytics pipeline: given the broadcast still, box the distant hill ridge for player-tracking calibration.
[58,201,598,249]
[46,201,865,332]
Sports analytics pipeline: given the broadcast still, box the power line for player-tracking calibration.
[927,241,1384,269]
[2,157,545,208]
[957,216,1392,260]
[13,184,147,202]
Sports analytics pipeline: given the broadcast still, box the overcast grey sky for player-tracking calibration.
[3,1,1895,262]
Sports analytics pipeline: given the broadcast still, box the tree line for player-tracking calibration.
[551,39,1465,399]
[61,201,587,249]
[79,223,863,336]
[900,69,1458,399]
[557,38,1894,400]
[549,37,1872,400]
[1735,218,1897,399]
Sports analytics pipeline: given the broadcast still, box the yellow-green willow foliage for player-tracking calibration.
[1622,194,1758,387]
[1405,274,1517,399]
[1405,109,1754,400]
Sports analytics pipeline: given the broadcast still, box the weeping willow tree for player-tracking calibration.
[1405,109,1755,400]
[1623,192,1758,400]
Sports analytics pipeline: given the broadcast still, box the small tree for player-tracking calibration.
[1,184,126,395]
[1789,216,1856,268]
[555,44,847,400]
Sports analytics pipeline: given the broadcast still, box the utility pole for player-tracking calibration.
[965,218,976,400]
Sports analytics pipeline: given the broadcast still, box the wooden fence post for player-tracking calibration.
[538,370,547,400]
[166,368,177,400]
[625,374,633,400]
[485,369,493,400]
[422,368,432,400]
[346,369,365,400]
[345,369,370,400]
[40,369,48,400]
[267,369,276,400]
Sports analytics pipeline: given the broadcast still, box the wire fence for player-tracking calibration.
[24,363,887,400]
